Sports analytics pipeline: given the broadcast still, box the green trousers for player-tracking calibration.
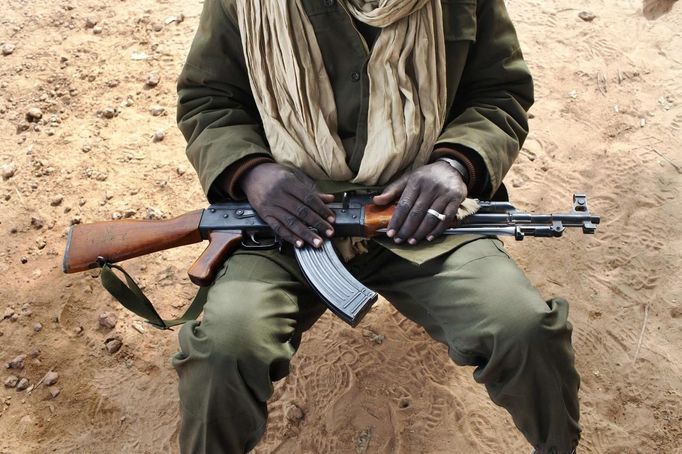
[172,238,581,453]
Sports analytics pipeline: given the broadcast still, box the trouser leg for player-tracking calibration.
[172,250,325,454]
[360,238,581,454]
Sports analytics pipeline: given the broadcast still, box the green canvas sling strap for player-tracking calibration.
[99,262,208,330]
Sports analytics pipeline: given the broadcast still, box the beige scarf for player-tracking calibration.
[236,0,447,186]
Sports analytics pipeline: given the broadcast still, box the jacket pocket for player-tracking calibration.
[442,0,477,42]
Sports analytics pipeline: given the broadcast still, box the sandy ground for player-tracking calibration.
[1,0,680,453]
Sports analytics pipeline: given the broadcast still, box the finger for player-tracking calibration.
[409,196,449,244]
[264,215,303,248]
[292,201,335,238]
[426,201,459,241]
[372,175,408,206]
[286,183,336,225]
[270,207,323,248]
[395,191,435,244]
[318,193,335,203]
[386,179,419,239]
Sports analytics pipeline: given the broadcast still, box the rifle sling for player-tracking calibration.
[99,263,208,330]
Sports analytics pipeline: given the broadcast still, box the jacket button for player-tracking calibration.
[324,0,335,6]
[351,71,361,82]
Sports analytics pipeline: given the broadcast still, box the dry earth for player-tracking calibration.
[1,0,680,453]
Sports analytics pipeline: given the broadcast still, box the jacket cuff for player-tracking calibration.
[209,155,275,202]
[430,145,487,197]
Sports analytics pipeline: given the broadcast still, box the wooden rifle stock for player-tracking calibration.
[63,210,205,274]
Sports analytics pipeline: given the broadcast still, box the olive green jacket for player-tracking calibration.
[177,0,534,263]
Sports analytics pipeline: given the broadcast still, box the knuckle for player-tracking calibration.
[397,199,412,210]
[285,216,297,228]
[303,192,317,205]
[409,209,424,218]
[296,205,310,219]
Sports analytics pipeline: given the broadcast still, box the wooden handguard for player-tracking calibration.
[62,210,205,273]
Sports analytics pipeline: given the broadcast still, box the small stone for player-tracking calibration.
[123,209,137,219]
[4,376,18,388]
[85,16,99,29]
[152,130,165,142]
[176,165,187,176]
[43,371,59,386]
[578,11,596,22]
[10,313,19,322]
[105,338,123,354]
[20,256,28,264]
[81,144,92,153]
[3,308,14,320]
[398,397,411,409]
[111,212,122,220]
[33,323,42,332]
[93,25,103,35]
[150,105,165,116]
[99,312,118,330]
[16,378,29,391]
[78,198,87,206]
[36,238,47,250]
[8,354,26,370]
[48,386,61,398]
[1,163,17,180]
[26,107,43,122]
[1,43,15,56]
[50,195,64,206]
[101,107,116,119]
[145,72,160,87]
[284,403,305,422]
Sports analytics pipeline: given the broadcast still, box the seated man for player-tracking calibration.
[173,1,581,453]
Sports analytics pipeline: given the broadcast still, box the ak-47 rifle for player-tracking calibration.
[62,193,600,327]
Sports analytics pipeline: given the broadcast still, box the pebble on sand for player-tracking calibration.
[150,105,165,116]
[48,386,61,398]
[145,72,161,87]
[1,43,15,56]
[43,371,59,386]
[105,338,123,354]
[99,312,118,330]
[16,378,29,391]
[579,11,597,21]
[8,354,26,370]
[26,107,43,122]
[4,375,18,388]
[85,16,99,29]
[50,195,64,206]
[1,163,17,180]
[101,107,117,119]
[153,129,165,142]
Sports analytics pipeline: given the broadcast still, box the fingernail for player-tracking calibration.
[325,229,334,237]
[408,238,417,245]
[314,238,323,248]
[387,229,395,238]
[394,238,403,244]
[296,240,303,248]
[427,235,434,242]
[327,216,335,223]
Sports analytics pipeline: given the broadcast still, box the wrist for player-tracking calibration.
[435,157,469,185]
[238,161,278,194]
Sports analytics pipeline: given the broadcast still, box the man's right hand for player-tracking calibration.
[239,162,336,248]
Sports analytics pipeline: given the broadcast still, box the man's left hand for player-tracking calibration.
[373,162,467,244]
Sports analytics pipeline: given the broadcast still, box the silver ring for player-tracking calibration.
[427,209,446,222]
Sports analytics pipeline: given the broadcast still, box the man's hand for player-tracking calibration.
[373,162,467,245]
[240,162,335,248]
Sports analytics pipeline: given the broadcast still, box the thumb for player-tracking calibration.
[373,177,407,206]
